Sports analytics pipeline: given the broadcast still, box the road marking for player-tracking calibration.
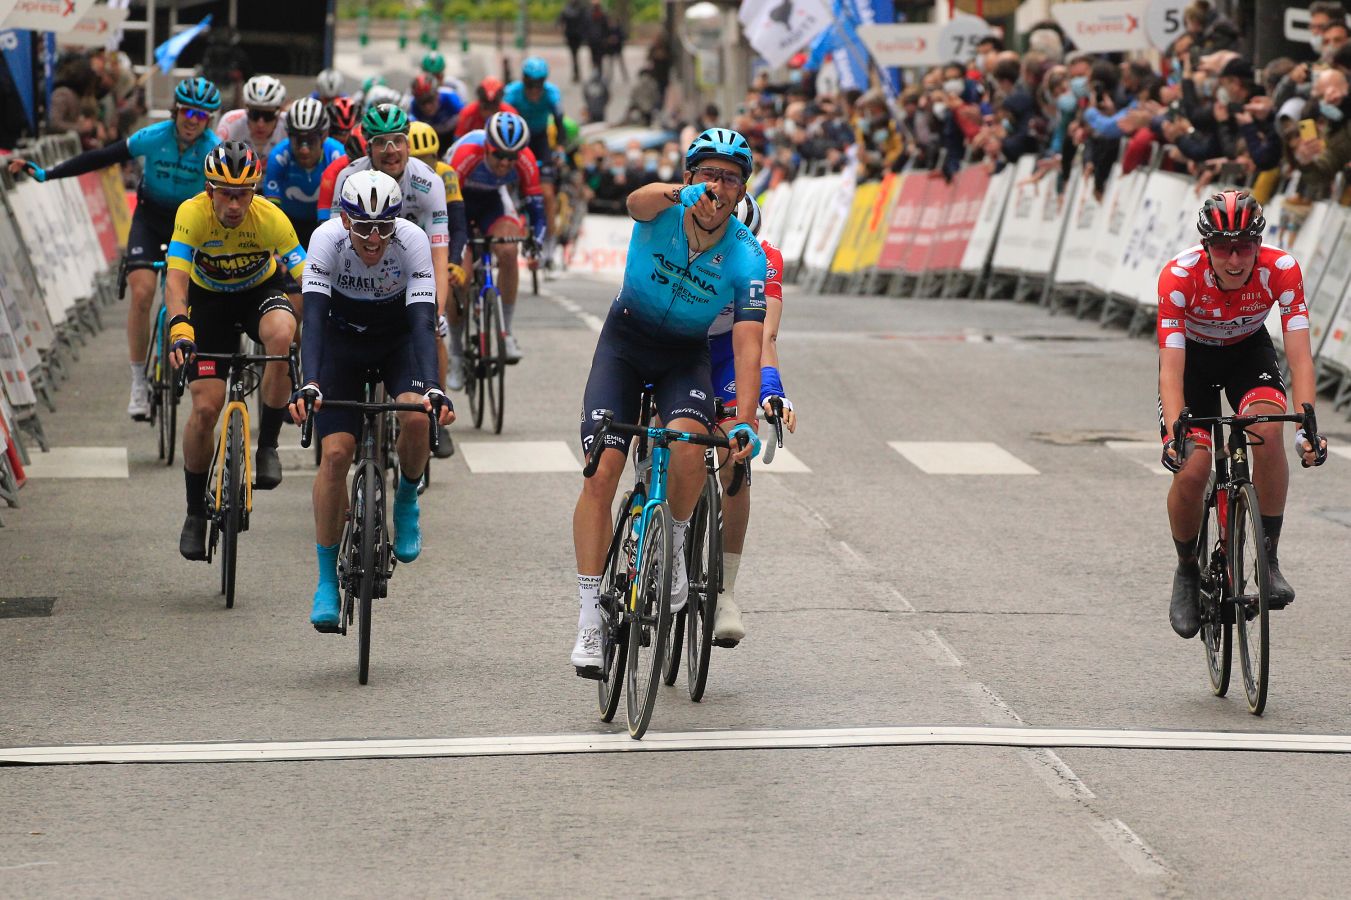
[542,290,604,334]
[458,441,580,473]
[21,447,128,479]
[889,441,1038,475]
[760,447,811,472]
[1092,818,1171,878]
[1105,441,1171,475]
[0,862,56,871]
[1331,447,1351,461]
[6,725,1351,766]
[920,629,963,667]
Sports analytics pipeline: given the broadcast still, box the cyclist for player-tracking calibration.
[313,68,345,104]
[332,104,451,392]
[504,57,565,257]
[453,77,518,140]
[326,96,359,145]
[1159,190,1328,639]
[420,50,468,100]
[288,171,453,631]
[354,75,385,112]
[164,142,305,560]
[265,98,344,249]
[445,111,546,366]
[6,76,222,420]
[316,126,365,222]
[408,73,464,151]
[570,128,766,672]
[408,120,469,445]
[704,195,797,646]
[217,74,288,158]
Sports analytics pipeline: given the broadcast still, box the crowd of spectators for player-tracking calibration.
[48,48,144,152]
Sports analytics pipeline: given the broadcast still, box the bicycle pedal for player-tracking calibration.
[574,665,603,681]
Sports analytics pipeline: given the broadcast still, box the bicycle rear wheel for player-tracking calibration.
[686,473,720,701]
[626,502,673,739]
[355,463,379,685]
[466,291,486,429]
[221,410,244,609]
[1198,480,1232,698]
[161,373,178,466]
[597,490,640,722]
[485,288,506,435]
[1231,484,1270,715]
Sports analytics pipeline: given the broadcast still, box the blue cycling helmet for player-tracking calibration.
[174,76,221,111]
[686,127,753,179]
[522,56,549,81]
[485,111,530,153]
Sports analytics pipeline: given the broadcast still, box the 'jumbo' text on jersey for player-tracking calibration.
[265,137,345,222]
[1157,245,1309,349]
[216,109,288,158]
[619,205,767,342]
[168,193,306,292]
[502,81,562,140]
[329,157,449,247]
[125,120,222,209]
[302,218,436,335]
[709,240,782,338]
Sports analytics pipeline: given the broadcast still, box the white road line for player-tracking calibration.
[1331,447,1351,461]
[458,441,580,473]
[542,289,603,334]
[760,448,811,472]
[0,862,56,871]
[1105,441,1170,476]
[1024,748,1097,802]
[1092,818,1172,878]
[921,629,963,667]
[889,441,1039,475]
[884,585,916,614]
[6,725,1351,765]
[21,447,128,479]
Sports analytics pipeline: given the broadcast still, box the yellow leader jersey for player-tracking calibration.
[168,192,306,292]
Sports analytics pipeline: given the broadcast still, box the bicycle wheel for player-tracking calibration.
[355,463,379,685]
[1231,483,1270,715]
[686,473,721,701]
[1198,479,1232,697]
[466,291,486,429]
[597,490,640,722]
[161,373,178,467]
[626,502,673,739]
[221,410,244,609]
[485,288,506,435]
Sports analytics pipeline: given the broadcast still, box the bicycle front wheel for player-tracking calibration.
[598,490,641,721]
[686,473,720,701]
[221,410,244,609]
[626,503,673,739]
[1198,478,1232,697]
[355,464,379,685]
[486,288,506,435]
[161,371,178,467]
[466,292,486,429]
[1231,484,1270,715]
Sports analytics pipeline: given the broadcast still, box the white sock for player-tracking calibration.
[449,328,464,357]
[130,362,146,385]
[722,552,741,594]
[503,301,516,332]
[673,518,690,555]
[577,573,601,629]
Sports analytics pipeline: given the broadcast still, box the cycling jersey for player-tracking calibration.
[710,240,783,413]
[431,160,465,205]
[453,101,520,139]
[264,137,345,223]
[168,192,306,292]
[302,218,437,333]
[315,154,350,222]
[1157,245,1309,349]
[446,130,545,239]
[329,157,449,248]
[709,240,782,338]
[216,109,288,158]
[124,119,222,208]
[502,81,562,141]
[616,205,767,342]
[408,88,464,138]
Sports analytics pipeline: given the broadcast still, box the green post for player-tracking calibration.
[418,10,433,47]
[357,4,370,47]
[515,2,527,50]
[398,10,409,50]
[429,13,442,51]
[457,15,469,52]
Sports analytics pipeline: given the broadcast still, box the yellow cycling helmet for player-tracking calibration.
[408,121,440,158]
[204,140,263,187]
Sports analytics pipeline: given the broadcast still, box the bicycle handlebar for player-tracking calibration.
[763,397,785,465]
[299,398,440,455]
[1175,403,1318,466]
[583,411,750,494]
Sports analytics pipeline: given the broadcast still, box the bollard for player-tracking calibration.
[398,10,409,49]
[457,15,469,52]
[357,6,370,46]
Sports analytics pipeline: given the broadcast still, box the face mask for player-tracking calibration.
[943,78,964,95]
[1312,34,1325,54]
[932,102,949,120]
[609,165,624,177]
[626,148,641,163]
[1216,86,1232,106]
[1057,91,1078,114]
[1070,75,1089,99]
[872,127,889,144]
[657,164,674,180]
[1321,101,1345,122]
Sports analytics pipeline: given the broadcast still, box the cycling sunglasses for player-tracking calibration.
[369,134,409,152]
[690,166,745,188]
[349,219,397,240]
[1207,237,1260,258]
[208,184,256,202]
[179,107,211,122]
[288,132,323,146]
[247,108,278,123]
[490,149,518,161]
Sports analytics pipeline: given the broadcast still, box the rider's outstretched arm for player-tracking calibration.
[626,182,681,222]
[41,140,133,181]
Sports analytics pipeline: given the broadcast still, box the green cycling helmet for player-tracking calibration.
[421,51,446,75]
[361,102,410,137]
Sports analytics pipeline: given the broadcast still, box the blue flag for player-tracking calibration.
[154,13,212,72]
[0,30,34,130]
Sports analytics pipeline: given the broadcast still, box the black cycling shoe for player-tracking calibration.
[1170,560,1202,639]
[1267,557,1295,610]
[433,423,455,459]
[179,513,208,561]
[254,446,282,490]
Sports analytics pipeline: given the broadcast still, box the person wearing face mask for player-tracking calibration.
[1210,59,1282,174]
[1293,67,1351,198]
[1308,2,1349,61]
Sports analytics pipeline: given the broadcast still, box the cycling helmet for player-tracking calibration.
[204,141,264,187]
[362,102,410,137]
[174,76,221,111]
[735,194,762,237]
[408,121,440,158]
[328,97,358,134]
[421,51,446,76]
[316,68,344,99]
[412,73,440,100]
[340,169,403,220]
[344,124,368,160]
[485,111,530,153]
[363,85,402,109]
[361,75,386,94]
[286,97,330,135]
[522,56,548,81]
[477,76,505,104]
[242,74,286,110]
[686,127,753,180]
[1197,190,1265,242]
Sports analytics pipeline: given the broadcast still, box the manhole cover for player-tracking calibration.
[0,597,55,618]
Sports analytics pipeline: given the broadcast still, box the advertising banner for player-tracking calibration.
[2,0,97,33]
[877,171,929,272]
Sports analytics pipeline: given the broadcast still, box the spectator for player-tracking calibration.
[49,53,97,137]
[584,1,610,83]
[647,35,674,108]
[582,74,609,124]
[559,0,588,82]
[1293,67,1351,198]
[605,11,629,84]
[624,67,662,125]
[1309,2,1349,60]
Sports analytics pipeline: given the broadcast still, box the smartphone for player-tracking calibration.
[1300,118,1318,141]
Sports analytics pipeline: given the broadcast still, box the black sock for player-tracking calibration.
[258,404,287,449]
[1262,515,1283,558]
[184,468,208,516]
[1174,536,1198,564]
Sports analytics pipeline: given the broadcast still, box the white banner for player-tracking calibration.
[1144,0,1191,52]
[1054,166,1102,287]
[803,174,852,272]
[858,23,942,68]
[960,165,1013,274]
[739,0,832,69]
[1052,0,1149,53]
[1118,170,1193,309]
[939,13,994,63]
[59,4,128,48]
[2,0,97,33]
[991,156,1039,273]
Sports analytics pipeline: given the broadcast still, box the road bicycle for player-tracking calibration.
[122,254,178,465]
[582,408,745,739]
[1175,402,1321,716]
[300,378,441,685]
[190,348,299,610]
[462,234,531,434]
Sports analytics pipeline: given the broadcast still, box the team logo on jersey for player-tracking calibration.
[690,389,706,400]
[409,175,432,194]
[712,253,724,265]
[1259,372,1272,380]
[204,240,224,248]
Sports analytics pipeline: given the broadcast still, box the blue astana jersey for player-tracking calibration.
[502,81,562,139]
[616,205,767,341]
[125,119,222,209]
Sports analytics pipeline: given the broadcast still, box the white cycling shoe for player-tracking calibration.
[713,594,745,646]
[670,551,687,614]
[503,333,523,364]
[571,624,602,669]
[446,356,466,392]
[127,377,150,420]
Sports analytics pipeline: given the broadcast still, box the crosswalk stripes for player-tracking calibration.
[1105,441,1170,475]
[457,441,581,473]
[21,447,129,479]
[888,441,1039,475]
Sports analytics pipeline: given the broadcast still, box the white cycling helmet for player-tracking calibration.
[316,68,344,99]
[286,97,329,135]
[243,74,286,110]
[735,194,762,237]
[363,84,402,109]
[340,170,403,220]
